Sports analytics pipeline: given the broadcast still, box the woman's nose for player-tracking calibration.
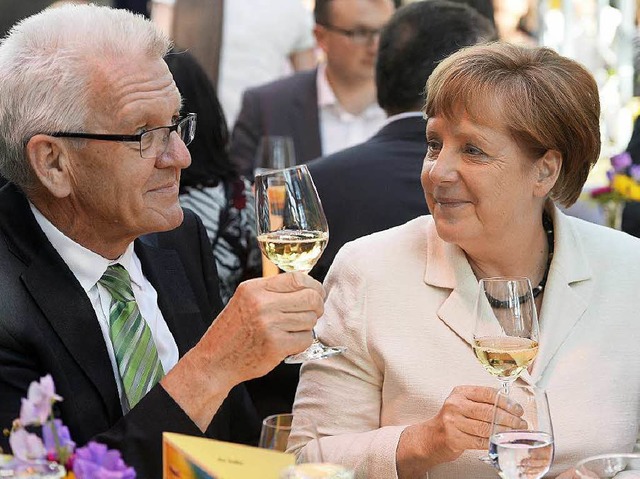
[426,149,458,185]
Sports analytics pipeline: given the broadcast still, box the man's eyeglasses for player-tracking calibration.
[318,23,382,45]
[48,113,197,159]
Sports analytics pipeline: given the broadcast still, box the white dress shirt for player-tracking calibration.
[316,63,386,157]
[30,203,179,411]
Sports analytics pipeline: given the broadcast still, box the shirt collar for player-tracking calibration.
[316,62,337,108]
[29,202,138,293]
[316,63,384,120]
[383,111,425,127]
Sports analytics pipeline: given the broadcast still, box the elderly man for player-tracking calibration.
[0,5,323,478]
[229,0,395,178]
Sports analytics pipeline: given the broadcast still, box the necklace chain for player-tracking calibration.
[485,212,554,309]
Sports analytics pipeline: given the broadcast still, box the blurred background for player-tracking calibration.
[2,0,639,222]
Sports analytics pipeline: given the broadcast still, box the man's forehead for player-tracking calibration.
[88,55,181,124]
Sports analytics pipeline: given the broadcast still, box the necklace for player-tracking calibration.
[485,211,554,309]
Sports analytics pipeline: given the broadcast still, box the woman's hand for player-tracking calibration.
[396,385,526,478]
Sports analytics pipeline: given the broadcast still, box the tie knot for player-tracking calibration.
[99,264,134,303]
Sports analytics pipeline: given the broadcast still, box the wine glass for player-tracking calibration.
[473,277,540,394]
[258,414,355,479]
[488,386,554,479]
[254,164,346,363]
[576,453,640,478]
[254,136,296,177]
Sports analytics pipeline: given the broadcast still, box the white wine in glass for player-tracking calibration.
[488,386,554,479]
[255,165,346,363]
[472,277,540,394]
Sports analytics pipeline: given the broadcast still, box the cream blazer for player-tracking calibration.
[290,207,640,479]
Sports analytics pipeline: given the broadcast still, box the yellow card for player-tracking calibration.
[163,432,295,479]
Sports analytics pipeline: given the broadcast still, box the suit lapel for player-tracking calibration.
[291,69,322,162]
[529,208,592,384]
[0,185,120,422]
[135,236,206,357]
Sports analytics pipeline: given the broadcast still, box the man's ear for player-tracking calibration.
[533,149,562,198]
[313,25,329,53]
[25,134,72,198]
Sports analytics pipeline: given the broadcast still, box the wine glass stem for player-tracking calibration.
[501,381,511,395]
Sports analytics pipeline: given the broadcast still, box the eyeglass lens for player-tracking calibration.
[139,116,195,159]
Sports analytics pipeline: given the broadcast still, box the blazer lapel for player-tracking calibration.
[0,185,120,422]
[529,208,592,384]
[291,69,322,162]
[135,236,206,356]
[423,208,593,388]
[424,221,478,346]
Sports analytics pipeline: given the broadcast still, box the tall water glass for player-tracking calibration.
[488,386,554,479]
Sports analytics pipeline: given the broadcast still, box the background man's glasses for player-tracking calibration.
[318,23,382,45]
[48,113,197,159]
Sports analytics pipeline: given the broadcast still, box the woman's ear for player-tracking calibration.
[533,149,562,198]
[25,134,72,198]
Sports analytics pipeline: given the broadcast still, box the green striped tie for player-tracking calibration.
[99,264,164,410]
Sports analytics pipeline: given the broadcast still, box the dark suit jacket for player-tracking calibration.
[309,115,430,282]
[0,184,259,478]
[622,115,640,237]
[229,69,321,178]
[245,116,429,418]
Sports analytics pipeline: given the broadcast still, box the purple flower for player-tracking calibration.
[73,442,136,479]
[42,419,75,460]
[19,375,62,426]
[630,164,640,182]
[611,152,632,171]
[9,428,46,461]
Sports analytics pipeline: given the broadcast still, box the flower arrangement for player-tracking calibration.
[591,151,640,228]
[4,375,135,479]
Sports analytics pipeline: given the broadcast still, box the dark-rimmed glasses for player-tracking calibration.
[317,23,382,45]
[48,113,197,159]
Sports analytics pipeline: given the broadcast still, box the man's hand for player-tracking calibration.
[396,386,526,478]
[201,272,325,384]
[161,273,325,431]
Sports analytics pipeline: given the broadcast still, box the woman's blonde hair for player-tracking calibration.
[425,42,600,207]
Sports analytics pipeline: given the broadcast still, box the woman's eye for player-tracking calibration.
[427,140,441,151]
[464,144,484,155]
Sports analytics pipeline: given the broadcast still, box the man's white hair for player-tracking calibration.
[0,4,172,189]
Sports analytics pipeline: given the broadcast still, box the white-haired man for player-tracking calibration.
[0,5,324,478]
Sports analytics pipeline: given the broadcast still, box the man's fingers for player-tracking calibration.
[278,311,319,332]
[264,272,325,298]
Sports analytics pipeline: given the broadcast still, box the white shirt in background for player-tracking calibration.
[316,63,387,157]
[30,203,179,412]
[218,0,316,127]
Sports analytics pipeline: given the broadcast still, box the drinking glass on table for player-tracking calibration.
[576,453,640,478]
[488,386,554,479]
[254,136,296,177]
[254,165,346,363]
[473,277,540,395]
[258,414,354,479]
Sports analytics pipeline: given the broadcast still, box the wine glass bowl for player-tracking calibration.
[488,386,554,479]
[254,165,345,363]
[473,277,540,393]
[575,453,640,478]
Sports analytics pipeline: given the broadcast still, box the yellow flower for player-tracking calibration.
[612,174,640,201]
